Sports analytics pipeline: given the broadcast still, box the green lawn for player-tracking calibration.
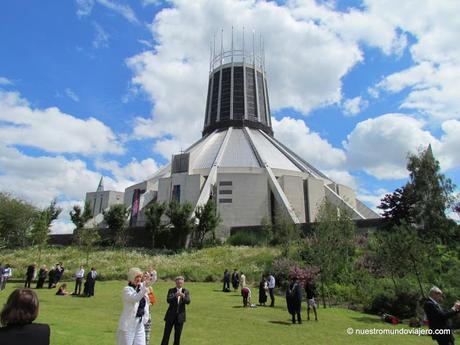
[0,281,437,345]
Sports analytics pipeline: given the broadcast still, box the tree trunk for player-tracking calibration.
[411,257,425,297]
[320,274,327,309]
[391,273,398,294]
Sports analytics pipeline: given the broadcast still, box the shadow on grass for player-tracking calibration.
[350,316,382,324]
[268,321,292,326]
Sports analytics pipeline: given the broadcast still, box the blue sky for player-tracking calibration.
[1,0,459,232]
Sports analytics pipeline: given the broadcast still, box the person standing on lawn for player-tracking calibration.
[73,265,85,295]
[231,269,239,291]
[160,276,190,345]
[286,276,302,324]
[268,273,276,307]
[305,280,318,321]
[24,263,36,288]
[117,268,152,345]
[223,269,231,292]
[240,272,246,289]
[85,267,97,297]
[258,276,268,306]
[424,286,460,345]
[36,265,48,289]
[1,265,12,291]
[47,265,56,289]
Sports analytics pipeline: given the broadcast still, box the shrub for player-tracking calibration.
[366,291,419,319]
[226,231,259,246]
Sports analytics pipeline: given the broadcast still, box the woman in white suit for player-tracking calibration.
[117,268,152,345]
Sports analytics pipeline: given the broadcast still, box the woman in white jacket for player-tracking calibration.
[117,268,151,345]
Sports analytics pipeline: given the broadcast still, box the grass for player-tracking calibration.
[0,246,280,281]
[0,281,436,345]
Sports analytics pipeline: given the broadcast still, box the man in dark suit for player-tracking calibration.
[85,267,97,297]
[286,276,302,324]
[424,286,460,345]
[161,276,191,345]
[24,263,36,288]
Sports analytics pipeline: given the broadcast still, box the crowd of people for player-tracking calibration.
[0,262,98,298]
[1,265,460,345]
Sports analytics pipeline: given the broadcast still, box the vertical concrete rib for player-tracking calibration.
[243,127,300,223]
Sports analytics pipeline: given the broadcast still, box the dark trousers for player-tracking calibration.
[36,277,45,289]
[74,278,83,294]
[291,312,302,324]
[161,319,184,345]
[436,335,455,345]
[269,288,275,306]
[223,280,230,291]
[24,277,33,288]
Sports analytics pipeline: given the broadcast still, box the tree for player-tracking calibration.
[407,145,456,243]
[378,183,416,229]
[165,201,194,250]
[0,192,37,247]
[145,201,167,248]
[192,200,221,248]
[74,227,100,265]
[270,211,300,256]
[29,199,62,260]
[373,222,433,297]
[103,204,129,248]
[70,202,98,262]
[379,146,456,244]
[304,201,356,308]
[70,201,93,231]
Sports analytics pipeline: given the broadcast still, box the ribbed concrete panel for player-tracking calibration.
[220,129,260,168]
[191,130,227,170]
[247,128,301,171]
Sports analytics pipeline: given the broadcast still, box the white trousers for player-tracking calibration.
[117,321,146,345]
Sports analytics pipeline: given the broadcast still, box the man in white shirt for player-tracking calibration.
[268,274,276,307]
[73,265,85,295]
[1,265,12,291]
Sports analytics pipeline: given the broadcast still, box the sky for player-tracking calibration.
[0,0,459,233]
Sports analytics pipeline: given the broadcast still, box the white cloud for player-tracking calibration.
[126,0,366,155]
[343,96,368,116]
[343,113,460,180]
[438,120,460,171]
[153,137,187,161]
[142,0,161,6]
[76,0,139,24]
[0,146,103,207]
[323,169,358,189]
[357,188,388,214]
[0,90,123,155]
[95,158,160,182]
[65,88,80,102]
[76,0,94,17]
[367,0,460,120]
[344,114,437,179]
[273,116,346,170]
[0,144,160,234]
[288,0,407,56]
[93,22,110,49]
[0,77,12,85]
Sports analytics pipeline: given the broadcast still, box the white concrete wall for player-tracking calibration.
[157,173,205,206]
[336,184,357,209]
[216,172,270,237]
[278,175,306,223]
[85,190,124,224]
[305,177,325,222]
